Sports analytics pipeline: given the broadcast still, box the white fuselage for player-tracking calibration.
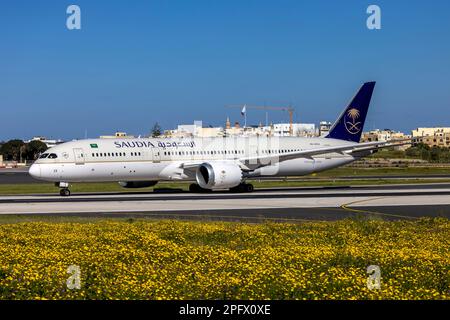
[29,136,364,183]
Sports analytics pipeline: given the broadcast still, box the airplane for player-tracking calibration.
[29,81,408,196]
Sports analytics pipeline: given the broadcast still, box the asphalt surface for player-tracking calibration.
[0,168,41,184]
[11,205,447,223]
[1,184,449,222]
[1,168,450,222]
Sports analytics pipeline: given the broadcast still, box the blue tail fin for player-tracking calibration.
[326,81,376,142]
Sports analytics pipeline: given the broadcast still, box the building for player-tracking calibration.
[360,129,411,151]
[224,122,244,136]
[25,136,64,148]
[411,127,450,148]
[272,123,315,137]
[163,118,317,138]
[319,121,332,136]
[99,132,135,139]
[164,121,224,138]
[411,127,450,138]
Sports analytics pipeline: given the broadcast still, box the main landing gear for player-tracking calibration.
[56,182,71,197]
[230,183,254,193]
[189,183,211,193]
[188,183,254,193]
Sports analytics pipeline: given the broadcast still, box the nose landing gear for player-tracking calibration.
[56,182,71,197]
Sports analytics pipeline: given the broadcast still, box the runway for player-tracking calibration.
[1,184,449,222]
[2,168,450,184]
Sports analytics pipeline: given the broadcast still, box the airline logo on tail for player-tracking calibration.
[344,108,362,134]
[326,81,375,142]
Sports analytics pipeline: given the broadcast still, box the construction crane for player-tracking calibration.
[226,104,295,135]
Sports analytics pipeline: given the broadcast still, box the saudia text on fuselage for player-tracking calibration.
[113,140,196,149]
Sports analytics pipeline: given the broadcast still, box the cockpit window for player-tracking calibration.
[39,153,49,159]
[48,153,58,159]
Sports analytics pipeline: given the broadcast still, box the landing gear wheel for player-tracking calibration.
[189,183,210,193]
[60,188,71,197]
[189,183,200,193]
[230,183,254,193]
[245,183,254,192]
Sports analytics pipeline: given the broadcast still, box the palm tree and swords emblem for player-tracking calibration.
[344,108,362,134]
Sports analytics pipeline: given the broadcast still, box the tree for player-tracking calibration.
[25,140,48,160]
[0,139,25,161]
[151,122,162,137]
[405,146,420,158]
[430,147,441,162]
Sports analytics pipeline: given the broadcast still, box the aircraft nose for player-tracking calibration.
[29,164,41,178]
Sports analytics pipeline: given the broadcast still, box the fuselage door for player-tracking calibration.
[73,148,85,165]
[152,148,161,163]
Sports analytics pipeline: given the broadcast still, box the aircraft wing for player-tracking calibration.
[238,139,411,169]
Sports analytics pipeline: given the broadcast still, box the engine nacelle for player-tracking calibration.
[195,162,243,190]
[118,181,158,188]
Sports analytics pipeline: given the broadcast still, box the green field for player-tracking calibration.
[0,216,448,300]
[314,166,450,177]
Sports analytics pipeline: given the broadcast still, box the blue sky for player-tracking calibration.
[1,0,450,140]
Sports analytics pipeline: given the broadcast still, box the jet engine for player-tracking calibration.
[195,162,243,190]
[118,181,158,188]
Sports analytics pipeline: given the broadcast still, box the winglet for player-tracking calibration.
[326,82,376,142]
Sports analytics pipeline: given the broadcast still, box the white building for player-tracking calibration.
[164,121,224,138]
[319,121,332,137]
[272,123,316,137]
[165,120,316,138]
[26,136,64,148]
